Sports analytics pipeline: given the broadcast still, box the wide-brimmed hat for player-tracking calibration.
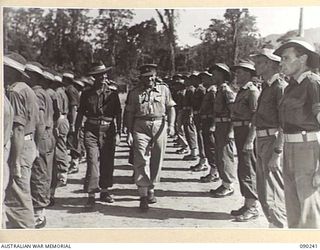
[63,70,75,79]
[25,61,44,76]
[73,78,85,88]
[209,63,231,76]
[80,76,94,86]
[231,59,256,72]
[42,68,56,81]
[198,71,213,78]
[250,48,281,62]
[139,64,157,77]
[274,39,320,68]
[54,73,63,83]
[88,61,112,76]
[4,52,29,78]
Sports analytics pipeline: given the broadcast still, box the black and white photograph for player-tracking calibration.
[2,4,320,233]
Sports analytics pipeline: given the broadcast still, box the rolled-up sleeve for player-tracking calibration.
[309,78,320,116]
[165,87,176,108]
[8,91,27,126]
[248,89,259,114]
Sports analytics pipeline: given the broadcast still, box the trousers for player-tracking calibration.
[201,118,217,174]
[175,110,188,148]
[214,122,236,187]
[133,119,167,197]
[234,125,258,201]
[5,139,37,228]
[84,122,116,193]
[256,135,286,228]
[283,140,320,228]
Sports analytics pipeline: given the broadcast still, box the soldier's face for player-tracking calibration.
[253,55,269,76]
[279,47,306,77]
[202,75,213,88]
[212,70,223,85]
[235,68,251,86]
[140,74,155,86]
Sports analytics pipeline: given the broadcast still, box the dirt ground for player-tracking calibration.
[45,134,268,229]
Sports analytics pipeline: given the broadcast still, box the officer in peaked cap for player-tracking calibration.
[274,38,320,228]
[125,63,176,212]
[4,53,39,228]
[25,61,55,228]
[250,48,288,228]
[230,59,260,222]
[74,61,121,207]
[209,63,237,198]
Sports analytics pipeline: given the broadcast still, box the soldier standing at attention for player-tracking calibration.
[250,48,288,228]
[209,63,237,198]
[126,64,176,212]
[4,53,39,228]
[274,39,320,228]
[230,60,260,222]
[25,62,54,229]
[74,62,122,207]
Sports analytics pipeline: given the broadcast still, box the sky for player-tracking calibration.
[130,7,320,46]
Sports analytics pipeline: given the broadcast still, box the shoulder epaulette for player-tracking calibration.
[306,72,320,83]
[7,82,27,93]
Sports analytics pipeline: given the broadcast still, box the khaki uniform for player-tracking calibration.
[254,74,287,228]
[126,82,176,196]
[5,82,39,228]
[279,71,320,228]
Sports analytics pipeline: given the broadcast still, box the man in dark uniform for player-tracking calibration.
[189,73,208,169]
[74,62,122,207]
[4,53,39,228]
[197,71,220,182]
[64,71,82,174]
[250,48,288,228]
[275,39,320,228]
[180,75,198,159]
[126,64,176,212]
[209,63,237,198]
[55,73,70,187]
[25,61,55,229]
[230,59,260,222]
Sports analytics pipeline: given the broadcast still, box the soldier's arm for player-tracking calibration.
[11,123,25,178]
[75,92,86,136]
[35,109,46,147]
[114,92,122,134]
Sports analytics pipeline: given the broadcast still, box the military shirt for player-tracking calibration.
[66,84,80,107]
[254,74,288,129]
[4,95,14,146]
[175,89,186,110]
[7,82,39,135]
[231,81,260,121]
[78,83,121,120]
[56,87,69,115]
[126,82,176,118]
[192,85,206,112]
[200,85,217,116]
[183,85,195,109]
[279,71,320,133]
[214,82,236,118]
[32,86,54,129]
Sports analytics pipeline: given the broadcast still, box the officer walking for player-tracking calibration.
[250,48,288,228]
[74,62,122,207]
[125,64,176,212]
[275,39,320,228]
[209,63,237,197]
[230,59,260,222]
[4,53,39,228]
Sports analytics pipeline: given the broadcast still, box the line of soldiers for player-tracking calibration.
[123,38,320,228]
[2,37,320,229]
[2,53,122,229]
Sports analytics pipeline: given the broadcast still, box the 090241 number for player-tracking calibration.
[300,244,318,248]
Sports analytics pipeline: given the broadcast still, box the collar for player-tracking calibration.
[32,85,42,90]
[267,73,280,86]
[207,85,216,92]
[296,71,312,84]
[241,81,253,90]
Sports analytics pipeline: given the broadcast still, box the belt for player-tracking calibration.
[86,117,113,126]
[232,120,250,127]
[215,117,231,123]
[201,114,214,119]
[256,128,278,138]
[284,131,320,143]
[135,116,164,121]
[24,133,33,141]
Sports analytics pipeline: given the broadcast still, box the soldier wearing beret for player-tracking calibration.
[275,39,320,228]
[126,64,176,212]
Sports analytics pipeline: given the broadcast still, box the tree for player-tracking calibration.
[156,9,177,75]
